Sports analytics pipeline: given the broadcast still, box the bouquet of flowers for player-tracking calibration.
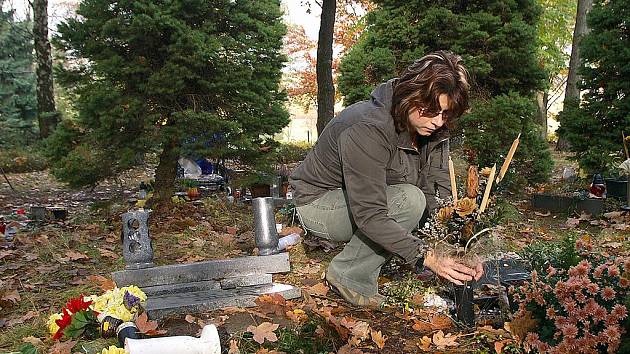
[47,285,147,341]
[420,134,521,266]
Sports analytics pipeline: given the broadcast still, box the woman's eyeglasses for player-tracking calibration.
[419,107,450,121]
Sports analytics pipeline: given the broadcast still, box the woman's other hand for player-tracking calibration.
[422,250,483,285]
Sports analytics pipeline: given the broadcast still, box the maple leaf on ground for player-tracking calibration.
[286,309,308,323]
[246,322,279,344]
[306,282,329,296]
[184,314,197,323]
[136,312,167,336]
[255,349,286,354]
[432,330,458,349]
[48,340,77,354]
[254,293,286,316]
[279,226,304,236]
[86,275,116,291]
[370,330,387,349]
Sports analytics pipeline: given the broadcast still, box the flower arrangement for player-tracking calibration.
[420,164,500,266]
[47,286,147,341]
[511,238,630,353]
[420,134,521,265]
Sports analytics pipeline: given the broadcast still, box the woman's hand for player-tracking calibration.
[422,250,484,285]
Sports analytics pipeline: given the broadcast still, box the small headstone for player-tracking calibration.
[121,210,154,269]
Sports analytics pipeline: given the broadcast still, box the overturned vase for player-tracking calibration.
[125,324,221,354]
[252,197,279,256]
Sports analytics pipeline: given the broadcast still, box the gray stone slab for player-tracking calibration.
[142,280,221,296]
[220,274,272,290]
[141,274,273,296]
[146,283,301,319]
[112,253,290,288]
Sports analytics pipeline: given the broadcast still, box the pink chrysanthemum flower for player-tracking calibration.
[546,307,556,319]
[546,265,557,278]
[594,265,606,279]
[594,305,608,323]
[620,277,629,288]
[561,323,579,338]
[611,304,628,320]
[586,282,599,295]
[608,265,620,278]
[601,325,621,343]
[623,259,630,273]
[601,286,616,301]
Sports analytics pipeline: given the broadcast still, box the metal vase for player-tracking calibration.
[252,197,279,256]
[454,284,475,327]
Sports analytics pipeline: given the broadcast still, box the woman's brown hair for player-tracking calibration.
[391,51,470,133]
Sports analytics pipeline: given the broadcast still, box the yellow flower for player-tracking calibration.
[101,345,128,354]
[455,197,477,217]
[436,206,454,223]
[47,313,63,336]
[90,286,146,322]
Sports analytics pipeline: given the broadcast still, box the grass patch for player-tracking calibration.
[0,147,48,173]
[234,317,339,354]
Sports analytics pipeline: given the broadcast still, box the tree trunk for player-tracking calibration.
[316,0,336,136]
[557,0,593,150]
[32,0,58,138]
[535,91,548,140]
[151,138,179,209]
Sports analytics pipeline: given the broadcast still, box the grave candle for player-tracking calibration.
[497,133,520,183]
[479,164,496,214]
[449,156,458,203]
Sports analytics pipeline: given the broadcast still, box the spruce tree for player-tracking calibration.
[0,7,37,147]
[51,0,289,202]
[338,0,553,185]
[557,0,630,174]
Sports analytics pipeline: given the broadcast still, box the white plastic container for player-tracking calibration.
[125,324,221,354]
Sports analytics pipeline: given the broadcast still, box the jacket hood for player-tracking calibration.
[370,78,397,112]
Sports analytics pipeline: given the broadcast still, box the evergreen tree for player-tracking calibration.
[338,0,553,185]
[557,0,630,174]
[51,0,289,203]
[0,7,38,147]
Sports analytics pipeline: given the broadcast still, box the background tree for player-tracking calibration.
[556,0,593,151]
[316,0,336,135]
[338,0,553,185]
[49,0,289,205]
[284,1,372,114]
[0,4,38,147]
[535,0,576,139]
[32,0,59,138]
[556,0,630,174]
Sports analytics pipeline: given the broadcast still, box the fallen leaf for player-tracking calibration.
[307,282,329,296]
[246,322,279,344]
[533,211,550,217]
[48,340,77,354]
[279,226,304,236]
[495,339,513,354]
[432,330,458,349]
[370,330,387,349]
[286,309,308,323]
[136,312,166,335]
[226,226,238,235]
[565,218,580,229]
[22,336,43,346]
[418,336,432,351]
[255,293,286,316]
[185,314,197,323]
[337,344,364,354]
[1,290,20,304]
[98,248,119,259]
[65,250,89,261]
[87,275,116,291]
[228,339,240,354]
